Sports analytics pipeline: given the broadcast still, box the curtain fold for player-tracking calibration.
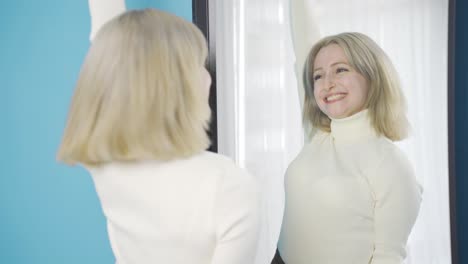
[215,1,303,263]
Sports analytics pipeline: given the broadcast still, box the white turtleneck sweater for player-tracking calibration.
[278,110,422,264]
[87,151,260,264]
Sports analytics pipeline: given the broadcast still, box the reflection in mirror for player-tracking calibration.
[214,0,450,263]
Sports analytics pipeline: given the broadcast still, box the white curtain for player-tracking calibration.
[215,0,450,263]
[214,0,303,263]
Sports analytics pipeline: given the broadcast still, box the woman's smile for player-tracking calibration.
[324,93,347,103]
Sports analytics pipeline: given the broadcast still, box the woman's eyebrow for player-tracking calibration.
[313,61,348,73]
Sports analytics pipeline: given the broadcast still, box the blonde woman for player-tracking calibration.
[275,32,422,264]
[57,8,260,264]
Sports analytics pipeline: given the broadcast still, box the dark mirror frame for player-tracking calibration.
[448,0,457,262]
[193,0,466,263]
[449,0,468,263]
[193,0,217,153]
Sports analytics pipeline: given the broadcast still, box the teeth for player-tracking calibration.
[326,94,345,101]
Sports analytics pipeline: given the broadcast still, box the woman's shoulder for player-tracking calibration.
[197,152,259,206]
[362,139,422,203]
[362,138,415,180]
[194,151,238,165]
[351,135,402,161]
[193,152,247,173]
[87,152,250,181]
[368,137,410,164]
[192,152,256,185]
[88,152,258,200]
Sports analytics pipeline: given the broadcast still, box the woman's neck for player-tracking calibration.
[329,109,377,143]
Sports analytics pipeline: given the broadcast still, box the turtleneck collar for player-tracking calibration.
[329,109,377,143]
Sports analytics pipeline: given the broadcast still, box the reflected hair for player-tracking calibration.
[57,8,210,166]
[303,32,409,141]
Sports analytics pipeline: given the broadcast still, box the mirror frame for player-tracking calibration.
[193,0,217,153]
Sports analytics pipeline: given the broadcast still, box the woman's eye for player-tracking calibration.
[336,67,349,73]
[313,74,322,81]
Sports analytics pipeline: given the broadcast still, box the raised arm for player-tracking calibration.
[288,0,320,109]
[367,147,423,264]
[88,0,126,41]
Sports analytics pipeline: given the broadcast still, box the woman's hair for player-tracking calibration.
[57,9,210,166]
[303,32,409,141]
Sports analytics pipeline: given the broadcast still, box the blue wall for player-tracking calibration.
[0,1,191,263]
[127,0,192,21]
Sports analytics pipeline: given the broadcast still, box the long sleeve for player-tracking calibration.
[367,147,423,264]
[288,0,320,106]
[288,0,321,138]
[88,0,126,41]
[211,166,261,264]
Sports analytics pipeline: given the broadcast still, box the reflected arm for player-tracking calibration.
[367,148,422,263]
[88,0,126,41]
[288,0,320,109]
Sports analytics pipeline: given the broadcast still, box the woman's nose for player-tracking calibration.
[324,74,335,90]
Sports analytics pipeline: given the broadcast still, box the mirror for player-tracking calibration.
[199,0,452,263]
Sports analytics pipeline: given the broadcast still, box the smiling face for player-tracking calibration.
[312,44,369,119]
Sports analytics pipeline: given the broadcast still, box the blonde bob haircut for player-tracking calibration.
[57,9,210,166]
[303,32,409,141]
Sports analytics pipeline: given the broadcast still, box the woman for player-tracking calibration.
[57,9,260,264]
[276,32,422,264]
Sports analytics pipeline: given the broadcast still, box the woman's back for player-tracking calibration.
[88,151,260,264]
